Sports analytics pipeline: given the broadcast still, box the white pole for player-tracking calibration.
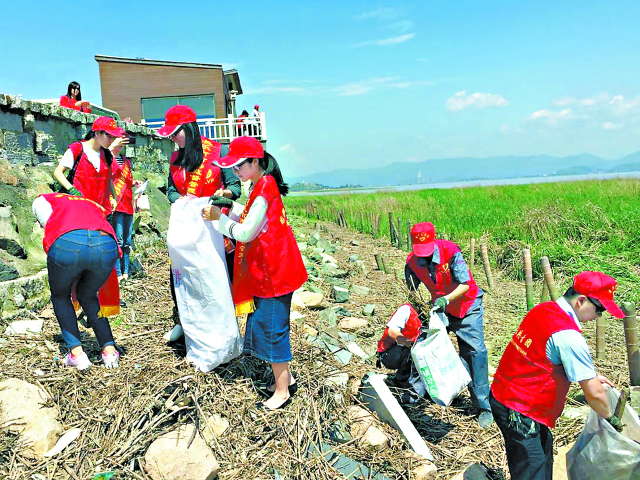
[228,114,235,141]
[261,112,267,141]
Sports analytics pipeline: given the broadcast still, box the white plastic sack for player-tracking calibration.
[410,309,471,406]
[567,387,640,480]
[167,196,242,372]
[135,193,150,212]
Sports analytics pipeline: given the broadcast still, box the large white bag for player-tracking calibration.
[567,387,640,480]
[410,309,471,406]
[167,196,242,372]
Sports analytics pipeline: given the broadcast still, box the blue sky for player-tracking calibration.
[2,0,640,178]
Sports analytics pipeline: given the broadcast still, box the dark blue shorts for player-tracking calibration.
[244,293,293,363]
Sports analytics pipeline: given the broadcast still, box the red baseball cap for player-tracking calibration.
[573,271,625,318]
[91,116,124,137]
[157,105,197,137]
[254,105,259,109]
[411,222,436,257]
[216,136,264,168]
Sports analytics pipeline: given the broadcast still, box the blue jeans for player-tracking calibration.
[47,230,119,350]
[111,212,133,276]
[244,293,293,363]
[446,296,491,411]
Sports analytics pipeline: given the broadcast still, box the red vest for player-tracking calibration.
[406,240,478,318]
[377,303,422,352]
[243,175,308,298]
[112,156,134,215]
[40,193,117,253]
[59,95,92,113]
[69,142,113,211]
[491,301,581,428]
[169,136,222,197]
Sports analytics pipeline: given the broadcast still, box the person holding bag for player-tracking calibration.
[405,222,493,427]
[53,116,122,213]
[32,193,120,370]
[158,105,241,338]
[202,136,308,411]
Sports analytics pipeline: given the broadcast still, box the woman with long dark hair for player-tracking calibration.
[158,105,243,370]
[53,116,120,213]
[203,136,308,410]
[59,81,92,113]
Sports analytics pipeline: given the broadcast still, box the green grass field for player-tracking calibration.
[285,179,640,302]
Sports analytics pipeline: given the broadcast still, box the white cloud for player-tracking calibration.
[334,77,432,96]
[552,96,575,106]
[354,8,400,21]
[602,121,623,130]
[278,143,297,154]
[608,95,640,116]
[354,33,416,47]
[387,20,414,33]
[445,91,509,112]
[526,108,586,124]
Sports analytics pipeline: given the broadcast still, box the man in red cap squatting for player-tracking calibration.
[490,271,624,480]
[405,222,493,428]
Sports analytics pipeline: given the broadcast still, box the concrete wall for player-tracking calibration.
[97,60,226,122]
[0,91,175,173]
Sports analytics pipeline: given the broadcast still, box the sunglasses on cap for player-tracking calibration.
[587,297,606,315]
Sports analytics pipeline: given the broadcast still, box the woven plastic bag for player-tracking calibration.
[410,309,471,406]
[567,387,640,480]
[167,196,242,372]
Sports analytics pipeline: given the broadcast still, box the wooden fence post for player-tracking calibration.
[396,218,403,249]
[523,249,534,311]
[481,244,494,289]
[388,212,396,246]
[541,281,550,303]
[470,238,476,266]
[374,254,385,272]
[380,256,390,274]
[406,220,412,251]
[539,256,559,301]
[375,214,382,236]
[622,303,640,385]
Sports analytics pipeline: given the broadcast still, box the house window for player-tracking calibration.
[141,95,216,123]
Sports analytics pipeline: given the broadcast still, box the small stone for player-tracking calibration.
[338,317,368,330]
[348,255,361,262]
[350,240,360,246]
[307,236,318,246]
[354,260,368,273]
[290,311,305,322]
[302,324,318,338]
[413,461,438,480]
[321,263,348,278]
[332,286,349,303]
[320,253,338,264]
[318,308,339,326]
[327,420,353,444]
[4,320,43,335]
[201,414,230,444]
[297,242,307,251]
[332,306,351,317]
[144,424,219,480]
[350,285,370,295]
[297,291,324,307]
[0,379,63,458]
[348,406,388,450]
[362,304,376,316]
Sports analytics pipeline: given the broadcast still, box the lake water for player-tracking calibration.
[289,171,640,196]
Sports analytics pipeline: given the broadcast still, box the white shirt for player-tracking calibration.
[60,142,102,172]
[386,304,412,332]
[216,197,268,243]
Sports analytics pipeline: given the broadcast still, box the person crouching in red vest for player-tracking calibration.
[405,222,493,428]
[202,137,308,411]
[376,303,426,404]
[490,272,623,480]
[32,193,121,370]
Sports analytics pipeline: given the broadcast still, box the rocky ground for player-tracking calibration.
[0,214,633,479]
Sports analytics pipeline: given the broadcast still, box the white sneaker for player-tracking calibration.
[63,352,92,371]
[102,350,120,369]
[163,324,184,341]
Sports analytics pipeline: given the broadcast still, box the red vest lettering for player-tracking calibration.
[170,136,222,197]
[377,303,422,352]
[406,239,478,318]
[69,142,113,211]
[242,175,308,298]
[40,193,118,253]
[491,302,580,428]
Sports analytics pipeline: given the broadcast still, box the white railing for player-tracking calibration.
[144,112,267,143]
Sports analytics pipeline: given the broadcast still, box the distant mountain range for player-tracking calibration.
[289,151,640,188]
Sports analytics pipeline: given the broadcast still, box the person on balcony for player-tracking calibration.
[59,81,92,113]
[250,104,261,136]
[158,105,241,338]
[237,110,249,136]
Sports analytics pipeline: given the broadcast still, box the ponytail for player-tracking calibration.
[259,152,289,196]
